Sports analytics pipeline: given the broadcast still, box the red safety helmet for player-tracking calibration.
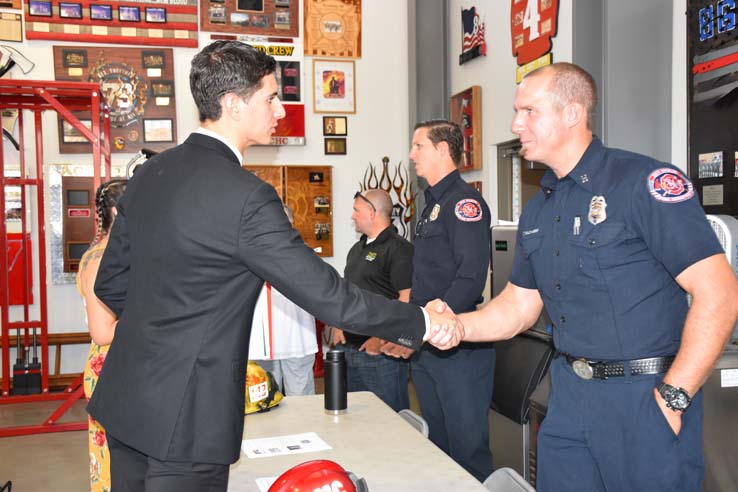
[268,460,369,492]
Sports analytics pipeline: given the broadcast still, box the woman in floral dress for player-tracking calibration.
[76,179,126,492]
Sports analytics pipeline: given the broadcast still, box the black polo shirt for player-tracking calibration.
[343,225,414,346]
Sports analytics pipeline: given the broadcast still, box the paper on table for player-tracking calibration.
[241,431,331,459]
[255,477,277,492]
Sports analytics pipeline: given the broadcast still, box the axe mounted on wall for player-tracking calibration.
[0,45,34,77]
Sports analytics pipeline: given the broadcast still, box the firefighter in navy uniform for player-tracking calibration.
[456,63,738,491]
[384,119,494,482]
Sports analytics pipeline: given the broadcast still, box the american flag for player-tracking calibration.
[462,7,485,52]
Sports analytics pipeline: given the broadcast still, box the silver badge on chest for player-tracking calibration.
[588,195,607,225]
[430,204,441,221]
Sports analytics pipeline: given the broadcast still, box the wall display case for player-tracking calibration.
[54,46,177,154]
[244,165,333,257]
[61,175,94,272]
[687,1,738,215]
[450,85,482,172]
[199,0,299,38]
[24,0,198,47]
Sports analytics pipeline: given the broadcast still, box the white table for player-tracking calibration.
[228,392,489,492]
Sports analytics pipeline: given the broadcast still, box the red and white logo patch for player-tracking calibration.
[647,168,694,203]
[455,198,483,222]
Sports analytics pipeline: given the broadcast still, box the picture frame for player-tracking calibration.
[89,4,113,21]
[60,119,92,144]
[313,59,356,114]
[237,0,264,11]
[118,5,141,22]
[28,0,52,16]
[59,2,83,19]
[142,50,165,69]
[324,137,346,155]
[143,119,174,142]
[61,49,87,68]
[450,86,482,172]
[322,116,347,136]
[151,81,174,97]
[145,7,167,23]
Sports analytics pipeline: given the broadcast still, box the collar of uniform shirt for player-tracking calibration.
[426,169,461,201]
[539,136,606,193]
[195,127,244,165]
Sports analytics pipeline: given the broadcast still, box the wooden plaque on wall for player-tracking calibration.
[304,0,361,58]
[244,164,284,197]
[200,0,299,38]
[285,166,332,257]
[243,164,333,257]
[450,85,482,172]
[25,0,198,47]
[54,46,177,154]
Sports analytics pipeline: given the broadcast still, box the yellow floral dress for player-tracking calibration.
[77,244,112,492]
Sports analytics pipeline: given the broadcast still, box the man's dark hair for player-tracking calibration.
[190,41,277,122]
[413,119,464,166]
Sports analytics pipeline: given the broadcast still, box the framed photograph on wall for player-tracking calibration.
[450,86,482,172]
[118,5,141,22]
[324,137,346,155]
[145,7,167,23]
[313,59,355,114]
[89,4,113,21]
[143,119,174,142]
[60,119,92,143]
[28,0,52,16]
[322,116,347,136]
[59,2,83,19]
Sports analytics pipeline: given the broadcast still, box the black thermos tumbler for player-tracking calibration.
[324,349,347,414]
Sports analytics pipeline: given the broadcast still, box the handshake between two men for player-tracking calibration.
[381,299,463,359]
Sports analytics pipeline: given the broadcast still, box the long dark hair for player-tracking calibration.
[92,178,127,245]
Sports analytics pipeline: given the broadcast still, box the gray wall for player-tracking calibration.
[574,0,673,162]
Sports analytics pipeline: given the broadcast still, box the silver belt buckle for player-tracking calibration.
[572,359,594,380]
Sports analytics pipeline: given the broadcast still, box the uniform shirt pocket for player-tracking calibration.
[568,221,627,278]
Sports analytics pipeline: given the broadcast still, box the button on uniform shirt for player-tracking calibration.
[510,137,723,360]
[411,170,491,314]
[343,226,413,346]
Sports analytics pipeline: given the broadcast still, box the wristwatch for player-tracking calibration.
[657,382,692,412]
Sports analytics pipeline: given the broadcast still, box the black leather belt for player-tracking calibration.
[560,353,675,380]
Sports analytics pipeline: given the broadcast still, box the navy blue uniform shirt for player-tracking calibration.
[510,137,723,360]
[411,170,491,314]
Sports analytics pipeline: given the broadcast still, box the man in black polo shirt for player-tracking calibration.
[331,189,414,412]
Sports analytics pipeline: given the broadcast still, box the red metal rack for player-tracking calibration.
[0,79,110,437]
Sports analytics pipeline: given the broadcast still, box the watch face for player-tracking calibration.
[660,383,691,411]
[672,392,689,409]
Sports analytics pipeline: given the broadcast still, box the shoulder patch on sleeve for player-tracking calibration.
[455,198,483,222]
[647,168,694,203]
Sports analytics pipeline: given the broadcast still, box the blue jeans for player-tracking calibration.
[336,343,410,412]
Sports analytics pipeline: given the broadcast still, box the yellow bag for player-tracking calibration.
[245,361,284,414]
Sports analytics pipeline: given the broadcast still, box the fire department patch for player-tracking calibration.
[455,198,482,222]
[647,168,694,203]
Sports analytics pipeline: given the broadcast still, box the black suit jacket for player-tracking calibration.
[89,133,425,464]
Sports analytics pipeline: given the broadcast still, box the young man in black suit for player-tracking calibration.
[88,41,462,491]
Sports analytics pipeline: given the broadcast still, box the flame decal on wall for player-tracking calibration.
[358,156,415,240]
